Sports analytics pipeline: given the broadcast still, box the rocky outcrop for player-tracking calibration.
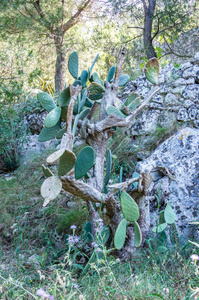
[136,127,199,240]
[119,53,199,136]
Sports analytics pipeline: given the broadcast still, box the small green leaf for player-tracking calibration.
[58,150,76,176]
[38,121,60,142]
[114,219,127,250]
[75,146,95,179]
[57,87,70,107]
[164,202,176,224]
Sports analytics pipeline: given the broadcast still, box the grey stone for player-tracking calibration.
[188,105,198,120]
[183,66,199,79]
[137,127,199,239]
[164,93,178,106]
[177,108,189,121]
[180,62,193,71]
[152,94,164,104]
[182,85,199,100]
[183,100,195,108]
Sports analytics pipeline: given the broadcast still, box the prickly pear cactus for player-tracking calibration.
[106,106,126,118]
[145,58,159,85]
[75,146,95,180]
[38,121,61,142]
[44,107,62,128]
[41,176,62,207]
[58,150,76,176]
[121,191,139,222]
[68,51,79,79]
[37,92,56,112]
[107,66,116,83]
[42,164,53,178]
[119,74,130,86]
[134,221,142,247]
[114,219,127,250]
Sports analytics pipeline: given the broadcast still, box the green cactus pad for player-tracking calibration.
[90,72,104,86]
[164,202,176,224]
[47,149,65,164]
[73,79,82,87]
[83,221,92,242]
[132,171,139,189]
[42,164,53,177]
[89,53,99,78]
[87,82,105,94]
[104,150,112,186]
[37,92,56,112]
[88,93,104,101]
[44,106,61,128]
[106,106,126,118]
[121,191,139,222]
[81,70,88,87]
[119,74,130,86]
[114,98,124,110]
[75,146,95,180]
[79,89,87,112]
[145,58,159,85]
[125,92,140,106]
[56,126,66,139]
[38,121,60,142]
[58,150,76,176]
[128,97,141,111]
[134,221,142,247]
[41,176,62,206]
[68,51,78,79]
[85,98,93,107]
[72,114,80,136]
[57,87,70,107]
[114,219,127,250]
[79,108,91,120]
[152,223,167,233]
[107,66,116,82]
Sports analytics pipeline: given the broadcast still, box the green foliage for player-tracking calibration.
[106,106,126,118]
[119,74,130,86]
[38,121,61,142]
[0,103,27,173]
[145,58,159,85]
[44,106,62,128]
[58,150,76,176]
[107,66,116,82]
[42,164,53,178]
[134,221,142,247]
[164,202,176,224]
[75,146,95,180]
[57,87,70,107]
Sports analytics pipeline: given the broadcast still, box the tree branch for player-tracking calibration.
[114,46,127,86]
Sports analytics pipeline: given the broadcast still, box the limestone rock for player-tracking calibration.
[136,127,199,240]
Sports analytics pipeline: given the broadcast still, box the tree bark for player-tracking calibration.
[54,39,67,93]
[143,0,157,59]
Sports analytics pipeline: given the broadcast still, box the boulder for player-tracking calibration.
[136,127,199,240]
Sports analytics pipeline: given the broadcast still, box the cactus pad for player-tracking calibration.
[73,79,82,87]
[128,97,141,111]
[91,72,104,86]
[119,74,130,86]
[68,51,78,79]
[145,58,159,85]
[125,92,140,106]
[75,146,95,179]
[107,66,116,82]
[38,121,60,142]
[37,92,56,112]
[106,106,126,118]
[41,176,62,206]
[56,126,66,139]
[152,223,167,233]
[121,191,139,222]
[89,53,99,78]
[104,150,112,186]
[81,70,88,87]
[114,219,127,250]
[57,87,70,107]
[58,150,76,176]
[164,202,176,224]
[44,106,61,128]
[87,82,105,100]
[134,221,142,247]
[79,108,91,120]
[42,164,53,177]
[46,149,65,164]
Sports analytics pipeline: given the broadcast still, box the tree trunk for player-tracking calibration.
[54,40,66,93]
[143,1,157,59]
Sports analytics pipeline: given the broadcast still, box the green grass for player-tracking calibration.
[0,150,199,300]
